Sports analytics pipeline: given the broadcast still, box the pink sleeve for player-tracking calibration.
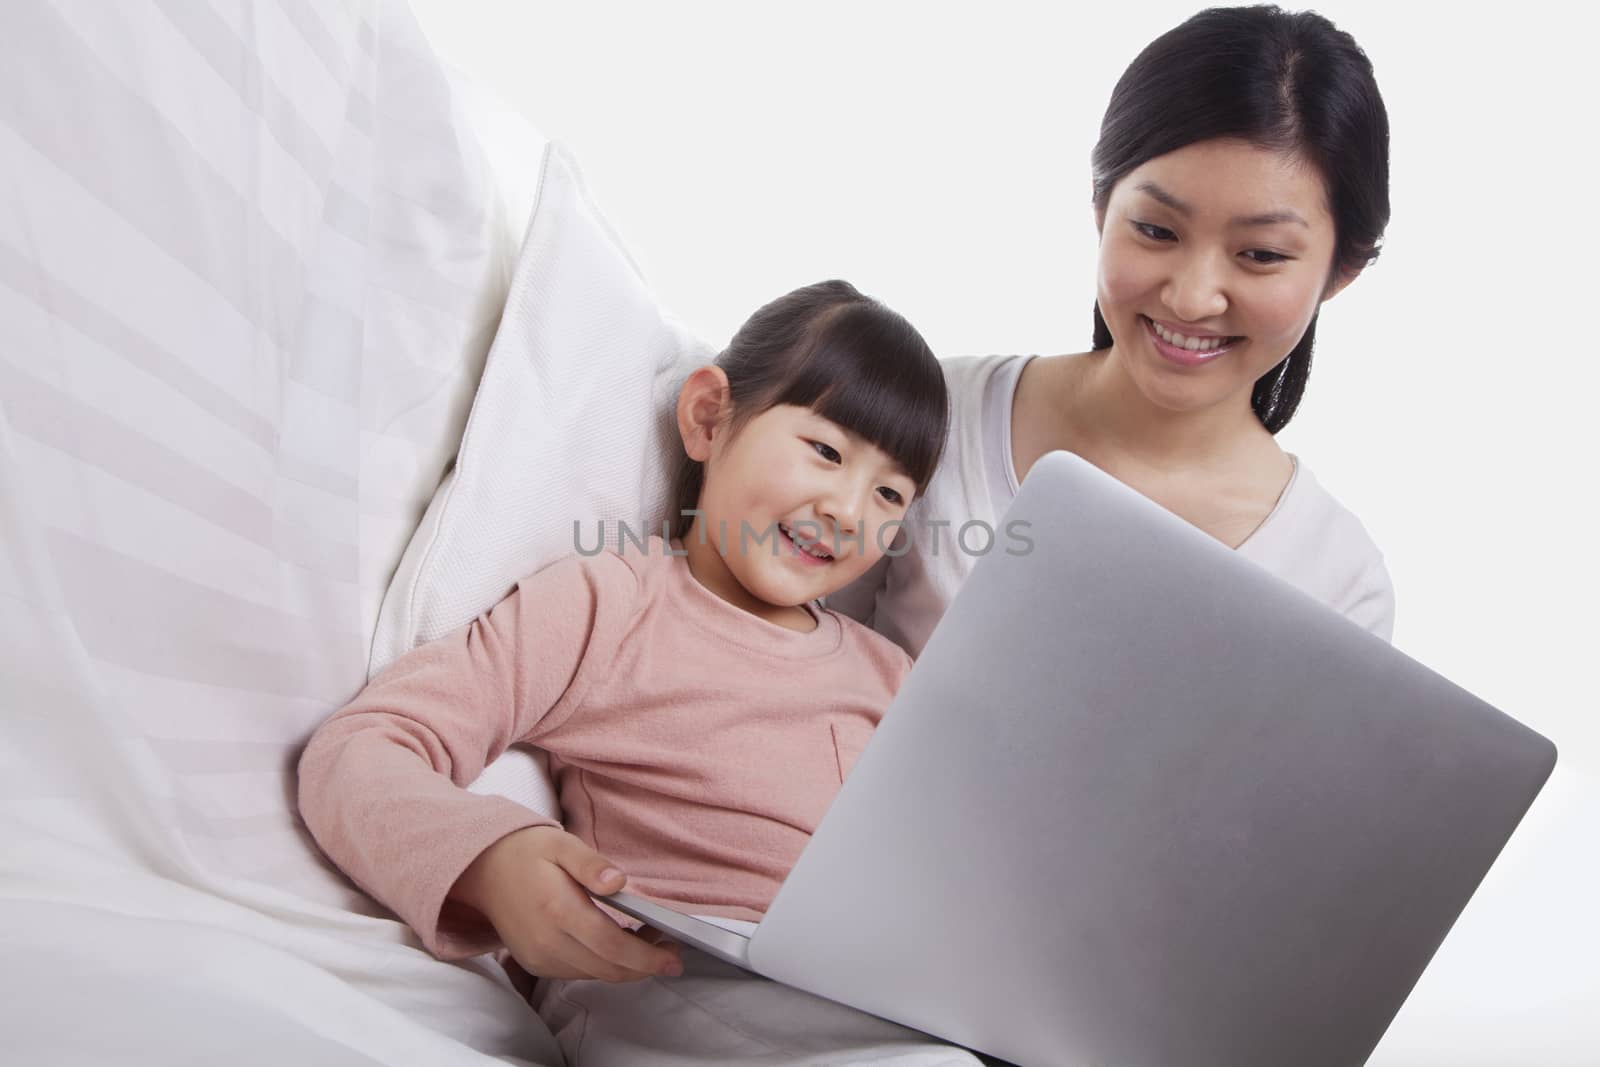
[296,552,640,959]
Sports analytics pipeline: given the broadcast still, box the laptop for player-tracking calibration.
[602,450,1556,1067]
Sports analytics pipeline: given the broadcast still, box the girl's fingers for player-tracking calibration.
[554,929,658,983]
[634,924,681,952]
[566,903,683,979]
[552,834,628,895]
[502,842,682,981]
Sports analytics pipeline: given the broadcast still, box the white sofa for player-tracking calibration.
[2,2,563,1062]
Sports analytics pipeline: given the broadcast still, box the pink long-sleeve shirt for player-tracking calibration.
[297,536,911,959]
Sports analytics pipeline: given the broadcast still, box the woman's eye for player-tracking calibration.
[1242,249,1289,265]
[810,440,842,463]
[1133,221,1176,242]
[877,486,904,506]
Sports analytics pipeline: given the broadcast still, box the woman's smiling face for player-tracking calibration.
[1095,138,1353,415]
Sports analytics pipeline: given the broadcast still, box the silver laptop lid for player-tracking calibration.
[752,451,1556,1067]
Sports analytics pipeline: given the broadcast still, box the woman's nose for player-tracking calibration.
[1162,249,1229,322]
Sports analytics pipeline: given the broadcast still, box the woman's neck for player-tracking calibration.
[1053,347,1271,473]
[1012,349,1294,551]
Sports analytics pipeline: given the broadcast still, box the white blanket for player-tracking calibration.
[535,951,984,1066]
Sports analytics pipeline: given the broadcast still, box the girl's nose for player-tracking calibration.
[818,480,868,534]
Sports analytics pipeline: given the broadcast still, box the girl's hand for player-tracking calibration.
[451,825,684,982]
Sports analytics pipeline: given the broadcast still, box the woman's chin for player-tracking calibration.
[1123,352,1261,417]
[1128,365,1223,414]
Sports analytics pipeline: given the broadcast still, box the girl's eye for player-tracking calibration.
[810,440,842,463]
[877,486,904,506]
[1242,249,1289,265]
[1133,221,1176,242]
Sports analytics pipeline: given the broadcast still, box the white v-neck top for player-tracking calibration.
[829,354,1395,657]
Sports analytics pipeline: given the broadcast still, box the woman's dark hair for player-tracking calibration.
[1089,5,1390,433]
[671,280,948,538]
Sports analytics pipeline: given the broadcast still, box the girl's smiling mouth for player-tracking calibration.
[777,522,834,564]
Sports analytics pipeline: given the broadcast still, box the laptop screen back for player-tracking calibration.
[752,451,1555,1067]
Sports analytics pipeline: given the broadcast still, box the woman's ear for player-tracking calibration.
[1321,263,1363,304]
[677,365,731,462]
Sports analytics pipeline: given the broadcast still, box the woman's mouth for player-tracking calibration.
[1141,315,1243,367]
[778,523,834,566]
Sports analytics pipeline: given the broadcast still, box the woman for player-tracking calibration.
[832,5,1396,654]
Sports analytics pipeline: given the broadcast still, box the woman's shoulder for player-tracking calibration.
[938,353,1029,395]
[1266,461,1384,555]
[928,353,1033,474]
[1243,459,1395,641]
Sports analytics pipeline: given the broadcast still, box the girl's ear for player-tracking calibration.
[677,365,732,462]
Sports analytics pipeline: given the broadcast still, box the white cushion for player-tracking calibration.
[369,141,713,818]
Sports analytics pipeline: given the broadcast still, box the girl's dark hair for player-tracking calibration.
[1090,5,1390,433]
[671,280,948,538]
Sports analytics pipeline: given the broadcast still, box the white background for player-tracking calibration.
[410,0,1599,778]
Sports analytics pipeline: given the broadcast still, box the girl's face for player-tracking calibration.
[1095,138,1353,416]
[688,397,917,616]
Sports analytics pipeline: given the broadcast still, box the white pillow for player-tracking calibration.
[369,142,713,818]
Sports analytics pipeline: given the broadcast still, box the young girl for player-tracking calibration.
[297,280,948,991]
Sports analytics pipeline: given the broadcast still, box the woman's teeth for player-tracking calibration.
[1148,318,1236,351]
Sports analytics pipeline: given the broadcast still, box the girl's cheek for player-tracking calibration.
[860,516,904,562]
[770,452,814,486]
